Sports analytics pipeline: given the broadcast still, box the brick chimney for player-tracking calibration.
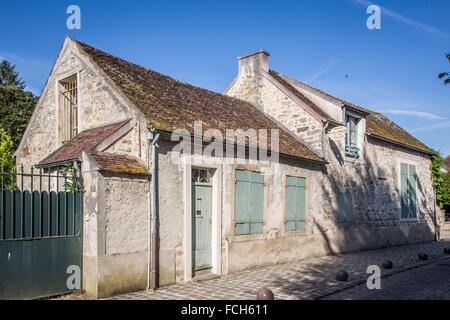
[238,50,270,76]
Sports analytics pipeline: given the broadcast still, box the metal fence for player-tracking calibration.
[0,165,82,241]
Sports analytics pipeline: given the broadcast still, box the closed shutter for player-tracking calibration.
[285,176,306,231]
[338,191,352,223]
[235,170,264,235]
[401,163,417,219]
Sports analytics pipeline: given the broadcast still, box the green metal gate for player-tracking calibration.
[0,166,83,299]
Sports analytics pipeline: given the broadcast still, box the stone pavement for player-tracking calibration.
[323,257,450,300]
[109,237,450,300]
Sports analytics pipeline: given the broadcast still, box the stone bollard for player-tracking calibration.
[256,288,274,300]
[381,259,394,269]
[418,253,428,261]
[335,270,349,282]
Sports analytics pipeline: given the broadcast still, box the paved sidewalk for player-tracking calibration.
[109,237,450,300]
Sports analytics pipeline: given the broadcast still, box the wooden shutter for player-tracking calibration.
[285,176,306,231]
[400,163,409,219]
[235,170,264,235]
[400,163,417,219]
[338,191,352,223]
[408,165,417,218]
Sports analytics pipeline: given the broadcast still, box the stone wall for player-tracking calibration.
[227,74,324,155]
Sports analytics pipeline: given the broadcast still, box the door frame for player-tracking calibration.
[183,160,222,282]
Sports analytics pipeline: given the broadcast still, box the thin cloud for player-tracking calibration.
[0,52,49,69]
[410,120,450,133]
[381,109,447,120]
[305,58,341,83]
[352,0,450,40]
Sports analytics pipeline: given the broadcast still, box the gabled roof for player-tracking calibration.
[72,39,322,162]
[38,120,129,166]
[269,70,433,155]
[88,151,148,175]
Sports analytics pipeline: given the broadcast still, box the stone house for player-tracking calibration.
[15,38,437,298]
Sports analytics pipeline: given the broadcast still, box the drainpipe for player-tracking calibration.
[322,121,329,161]
[148,130,160,290]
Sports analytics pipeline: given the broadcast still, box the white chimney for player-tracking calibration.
[238,50,270,76]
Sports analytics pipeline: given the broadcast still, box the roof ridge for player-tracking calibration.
[269,69,433,154]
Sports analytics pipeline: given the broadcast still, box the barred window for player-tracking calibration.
[60,75,78,142]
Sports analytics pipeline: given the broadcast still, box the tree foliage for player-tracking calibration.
[438,53,450,85]
[0,128,15,189]
[431,153,450,207]
[0,60,25,89]
[0,60,38,151]
[0,86,37,149]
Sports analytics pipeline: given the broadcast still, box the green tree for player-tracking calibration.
[431,153,450,207]
[0,86,37,148]
[0,60,25,89]
[0,60,38,150]
[0,128,15,189]
[438,53,450,85]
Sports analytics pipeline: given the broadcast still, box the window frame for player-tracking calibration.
[345,113,361,158]
[56,70,81,146]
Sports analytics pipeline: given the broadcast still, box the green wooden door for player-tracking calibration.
[192,183,212,271]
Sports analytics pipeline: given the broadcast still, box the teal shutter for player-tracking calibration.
[400,163,417,219]
[235,170,264,235]
[408,165,417,219]
[400,163,409,219]
[285,176,306,231]
[250,172,264,234]
[338,191,351,223]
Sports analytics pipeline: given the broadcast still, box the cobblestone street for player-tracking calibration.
[108,235,450,300]
[323,258,450,300]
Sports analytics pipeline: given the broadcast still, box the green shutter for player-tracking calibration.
[338,191,351,223]
[250,172,264,234]
[400,163,417,219]
[400,163,409,219]
[285,176,306,231]
[235,170,251,235]
[408,165,417,219]
[235,170,264,235]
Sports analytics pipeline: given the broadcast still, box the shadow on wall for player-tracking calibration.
[314,138,436,256]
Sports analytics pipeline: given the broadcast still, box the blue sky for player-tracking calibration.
[1,0,449,155]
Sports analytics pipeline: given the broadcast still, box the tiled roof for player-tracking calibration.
[73,39,322,162]
[88,151,148,175]
[39,121,128,166]
[270,70,433,155]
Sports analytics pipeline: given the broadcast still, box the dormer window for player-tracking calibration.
[59,75,78,143]
[345,114,360,158]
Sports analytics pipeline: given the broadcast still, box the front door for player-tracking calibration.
[192,169,213,272]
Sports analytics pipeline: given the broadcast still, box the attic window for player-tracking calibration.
[60,75,78,142]
[345,114,360,158]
